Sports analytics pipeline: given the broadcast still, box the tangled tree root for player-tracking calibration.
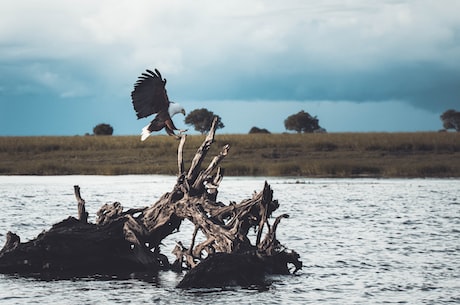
[0,118,302,287]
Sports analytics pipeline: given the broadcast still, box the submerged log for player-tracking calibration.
[0,117,302,287]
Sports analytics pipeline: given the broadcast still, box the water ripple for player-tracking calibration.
[0,177,459,304]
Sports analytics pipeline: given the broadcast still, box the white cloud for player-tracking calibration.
[2,0,459,72]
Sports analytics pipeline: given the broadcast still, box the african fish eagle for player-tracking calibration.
[131,69,186,141]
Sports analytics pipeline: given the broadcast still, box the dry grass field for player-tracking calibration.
[0,132,459,177]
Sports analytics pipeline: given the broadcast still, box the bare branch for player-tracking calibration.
[177,134,187,176]
[74,185,88,223]
[192,144,230,191]
[186,117,219,183]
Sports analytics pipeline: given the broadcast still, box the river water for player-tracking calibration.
[0,176,458,304]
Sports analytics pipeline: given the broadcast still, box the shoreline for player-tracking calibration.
[1,132,459,178]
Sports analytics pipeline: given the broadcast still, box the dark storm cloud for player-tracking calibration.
[172,60,460,112]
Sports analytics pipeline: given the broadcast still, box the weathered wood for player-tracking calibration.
[0,232,20,255]
[186,117,218,185]
[0,217,159,277]
[74,185,88,223]
[177,134,187,176]
[0,116,302,287]
[177,252,266,288]
[191,143,229,191]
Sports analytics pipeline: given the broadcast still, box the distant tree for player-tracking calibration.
[440,109,460,132]
[185,108,224,134]
[93,123,114,136]
[249,127,271,134]
[284,110,322,133]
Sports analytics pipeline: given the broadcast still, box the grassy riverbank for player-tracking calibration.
[0,132,459,177]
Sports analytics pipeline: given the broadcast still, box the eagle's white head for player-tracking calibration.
[169,102,186,117]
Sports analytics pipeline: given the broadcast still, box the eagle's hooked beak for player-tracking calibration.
[181,109,186,116]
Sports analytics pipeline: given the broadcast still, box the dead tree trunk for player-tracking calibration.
[0,117,302,287]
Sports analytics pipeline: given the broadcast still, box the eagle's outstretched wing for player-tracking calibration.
[131,69,169,119]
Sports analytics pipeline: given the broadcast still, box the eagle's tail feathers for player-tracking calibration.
[141,125,151,141]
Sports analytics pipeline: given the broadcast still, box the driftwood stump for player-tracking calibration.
[0,118,302,287]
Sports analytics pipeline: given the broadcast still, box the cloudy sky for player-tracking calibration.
[1,0,459,136]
